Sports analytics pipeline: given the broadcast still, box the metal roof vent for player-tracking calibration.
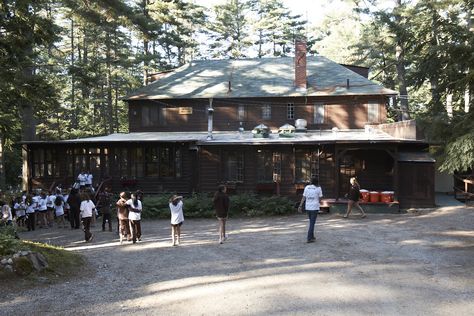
[252,124,270,138]
[278,123,295,138]
[295,119,307,133]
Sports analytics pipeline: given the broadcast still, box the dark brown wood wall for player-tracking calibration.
[398,162,435,208]
[128,96,387,133]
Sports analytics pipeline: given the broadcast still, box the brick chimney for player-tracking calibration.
[294,40,307,90]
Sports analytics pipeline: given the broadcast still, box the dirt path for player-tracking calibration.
[1,201,473,315]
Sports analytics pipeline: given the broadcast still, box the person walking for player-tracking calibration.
[126,192,142,244]
[80,193,96,242]
[213,185,230,244]
[298,177,323,243]
[116,192,131,244]
[67,188,81,229]
[343,177,367,219]
[25,195,36,231]
[97,187,113,232]
[169,195,184,246]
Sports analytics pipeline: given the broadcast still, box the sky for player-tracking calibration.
[194,0,355,25]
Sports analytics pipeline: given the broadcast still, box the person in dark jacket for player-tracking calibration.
[343,177,367,219]
[213,184,230,244]
[67,188,82,229]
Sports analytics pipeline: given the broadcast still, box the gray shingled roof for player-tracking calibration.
[23,129,422,145]
[125,56,397,100]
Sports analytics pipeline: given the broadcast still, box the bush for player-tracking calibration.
[0,226,22,256]
[141,193,296,218]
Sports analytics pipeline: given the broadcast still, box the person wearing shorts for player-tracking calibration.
[169,195,184,246]
[213,185,230,244]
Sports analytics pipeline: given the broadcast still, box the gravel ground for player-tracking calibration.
[1,196,473,316]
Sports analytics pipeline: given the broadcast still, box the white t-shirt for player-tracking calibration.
[80,200,96,218]
[46,195,56,208]
[38,197,48,211]
[126,199,142,221]
[2,205,12,221]
[55,200,64,216]
[78,173,86,186]
[14,202,26,217]
[86,174,93,185]
[32,195,40,211]
[169,201,184,225]
[303,185,323,211]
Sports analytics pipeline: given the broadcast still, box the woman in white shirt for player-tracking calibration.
[13,197,26,227]
[169,195,184,246]
[80,193,96,242]
[126,192,142,244]
[38,192,49,228]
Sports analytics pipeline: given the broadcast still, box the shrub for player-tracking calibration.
[0,226,22,256]
[141,193,296,218]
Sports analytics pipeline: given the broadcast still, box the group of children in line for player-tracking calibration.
[1,182,232,246]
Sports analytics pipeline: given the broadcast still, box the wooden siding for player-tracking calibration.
[128,96,388,133]
[398,162,435,208]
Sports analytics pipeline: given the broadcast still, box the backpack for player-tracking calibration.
[54,195,63,206]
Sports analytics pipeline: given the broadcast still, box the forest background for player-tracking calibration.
[0,0,473,189]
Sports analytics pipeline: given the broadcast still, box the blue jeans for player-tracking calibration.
[307,210,318,241]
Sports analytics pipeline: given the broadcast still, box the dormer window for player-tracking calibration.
[262,105,271,120]
[314,103,325,124]
[287,103,294,119]
[368,102,379,123]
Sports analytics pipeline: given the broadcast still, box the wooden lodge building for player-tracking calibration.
[23,42,435,208]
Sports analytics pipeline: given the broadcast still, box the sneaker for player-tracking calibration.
[307,239,315,243]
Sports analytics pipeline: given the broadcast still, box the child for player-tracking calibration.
[1,201,13,226]
[126,192,142,244]
[169,195,184,246]
[54,191,66,228]
[14,197,26,227]
[25,195,36,231]
[80,193,96,242]
[97,187,113,232]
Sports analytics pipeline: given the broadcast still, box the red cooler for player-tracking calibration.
[380,191,394,203]
[369,191,380,203]
[360,189,370,202]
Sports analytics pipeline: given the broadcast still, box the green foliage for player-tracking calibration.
[0,226,22,256]
[141,193,295,219]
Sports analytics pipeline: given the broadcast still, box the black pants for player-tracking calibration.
[82,217,92,241]
[69,208,81,229]
[102,213,112,231]
[27,213,36,231]
[129,220,141,243]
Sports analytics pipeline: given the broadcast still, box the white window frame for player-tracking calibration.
[313,103,325,124]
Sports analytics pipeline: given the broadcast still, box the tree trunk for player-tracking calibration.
[446,93,453,118]
[105,32,114,134]
[394,0,410,121]
[0,137,5,190]
[71,18,77,129]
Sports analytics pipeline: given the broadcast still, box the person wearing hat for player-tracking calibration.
[169,195,184,246]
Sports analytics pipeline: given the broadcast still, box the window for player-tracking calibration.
[116,148,128,177]
[145,148,159,177]
[314,103,325,124]
[368,102,379,123]
[238,105,246,121]
[295,150,320,183]
[130,148,144,177]
[142,105,159,127]
[225,152,244,182]
[145,146,182,178]
[287,103,294,119]
[32,149,59,178]
[159,107,168,125]
[262,105,271,120]
[257,150,281,183]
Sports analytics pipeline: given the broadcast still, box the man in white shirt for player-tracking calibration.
[298,177,323,243]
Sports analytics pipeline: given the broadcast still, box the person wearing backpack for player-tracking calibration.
[54,190,66,228]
